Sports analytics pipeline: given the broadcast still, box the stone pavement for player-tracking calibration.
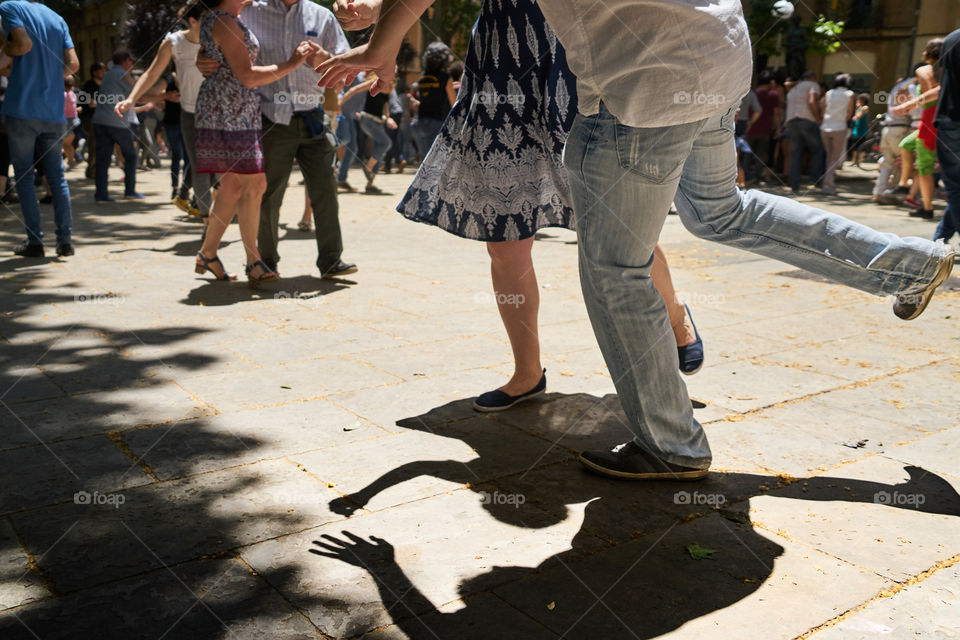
[0,160,958,639]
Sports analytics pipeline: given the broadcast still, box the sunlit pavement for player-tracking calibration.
[1,160,958,638]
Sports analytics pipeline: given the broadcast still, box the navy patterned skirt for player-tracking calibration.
[398,0,577,242]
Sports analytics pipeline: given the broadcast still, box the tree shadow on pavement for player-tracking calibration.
[0,244,343,638]
[311,393,960,639]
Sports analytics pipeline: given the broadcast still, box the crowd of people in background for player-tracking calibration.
[732,37,953,232]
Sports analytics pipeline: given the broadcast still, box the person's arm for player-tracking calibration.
[317,0,435,94]
[808,87,822,122]
[847,95,855,122]
[2,27,31,57]
[63,47,79,77]
[333,0,382,30]
[213,14,316,88]
[444,76,456,105]
[115,38,174,116]
[891,85,941,116]
[338,77,376,106]
[381,98,397,128]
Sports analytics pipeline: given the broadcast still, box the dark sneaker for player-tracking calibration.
[474,370,547,412]
[909,208,934,219]
[893,244,956,320]
[320,260,358,279]
[579,441,709,481]
[338,181,356,193]
[13,241,44,258]
[123,192,146,200]
[56,243,74,257]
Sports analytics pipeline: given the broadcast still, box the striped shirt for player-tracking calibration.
[243,0,349,125]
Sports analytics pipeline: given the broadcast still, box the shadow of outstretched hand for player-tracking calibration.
[310,531,395,567]
[329,496,365,517]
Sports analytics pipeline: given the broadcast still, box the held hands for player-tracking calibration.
[196,46,220,77]
[334,0,382,31]
[386,116,398,130]
[316,43,397,96]
[291,40,323,66]
[114,99,134,117]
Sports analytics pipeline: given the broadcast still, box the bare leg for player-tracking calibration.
[651,245,696,348]
[199,172,242,278]
[487,237,542,395]
[918,174,935,210]
[899,148,914,188]
[235,173,268,270]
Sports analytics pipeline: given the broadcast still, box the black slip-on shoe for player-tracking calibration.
[56,243,74,257]
[14,241,44,258]
[894,244,956,320]
[579,441,709,481]
[473,370,547,412]
[321,260,358,279]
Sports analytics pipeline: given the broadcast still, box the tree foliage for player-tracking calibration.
[120,2,181,63]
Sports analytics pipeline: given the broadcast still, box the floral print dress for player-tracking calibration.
[398,0,577,241]
[195,9,264,174]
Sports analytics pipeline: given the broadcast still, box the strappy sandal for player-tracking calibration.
[246,260,279,288]
[297,220,312,232]
[195,252,237,281]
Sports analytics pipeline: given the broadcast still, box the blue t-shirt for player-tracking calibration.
[0,1,74,123]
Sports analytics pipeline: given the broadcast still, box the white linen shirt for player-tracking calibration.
[535,0,753,128]
[242,0,349,125]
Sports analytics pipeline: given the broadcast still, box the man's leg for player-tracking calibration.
[297,125,344,272]
[82,117,96,179]
[565,106,710,471]
[6,118,43,245]
[115,127,138,196]
[94,124,113,200]
[336,115,356,184]
[675,107,947,298]
[935,122,960,241]
[36,123,72,245]
[806,120,827,185]
[259,116,300,268]
[788,121,806,191]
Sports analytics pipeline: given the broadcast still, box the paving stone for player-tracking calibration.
[810,563,960,639]
[362,592,557,640]
[123,400,387,481]
[0,558,319,639]
[881,426,960,483]
[220,325,409,366]
[242,490,585,639]
[761,337,941,381]
[493,512,889,640]
[326,369,498,432]
[0,366,63,404]
[0,519,48,611]
[177,356,402,412]
[292,415,572,516]
[11,460,341,592]
[688,359,848,413]
[0,382,214,450]
[743,455,960,582]
[352,335,513,381]
[0,435,152,515]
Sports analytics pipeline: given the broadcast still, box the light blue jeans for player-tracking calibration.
[7,117,72,245]
[565,104,947,469]
[357,114,393,173]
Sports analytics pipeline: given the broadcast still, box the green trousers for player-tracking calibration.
[259,114,342,271]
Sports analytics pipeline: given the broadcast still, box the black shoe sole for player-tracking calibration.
[578,454,709,481]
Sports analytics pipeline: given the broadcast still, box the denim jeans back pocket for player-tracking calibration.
[614,120,702,184]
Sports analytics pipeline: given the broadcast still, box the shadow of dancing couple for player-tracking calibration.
[309,395,960,639]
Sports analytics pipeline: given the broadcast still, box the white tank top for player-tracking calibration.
[167,30,203,114]
[821,88,854,133]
